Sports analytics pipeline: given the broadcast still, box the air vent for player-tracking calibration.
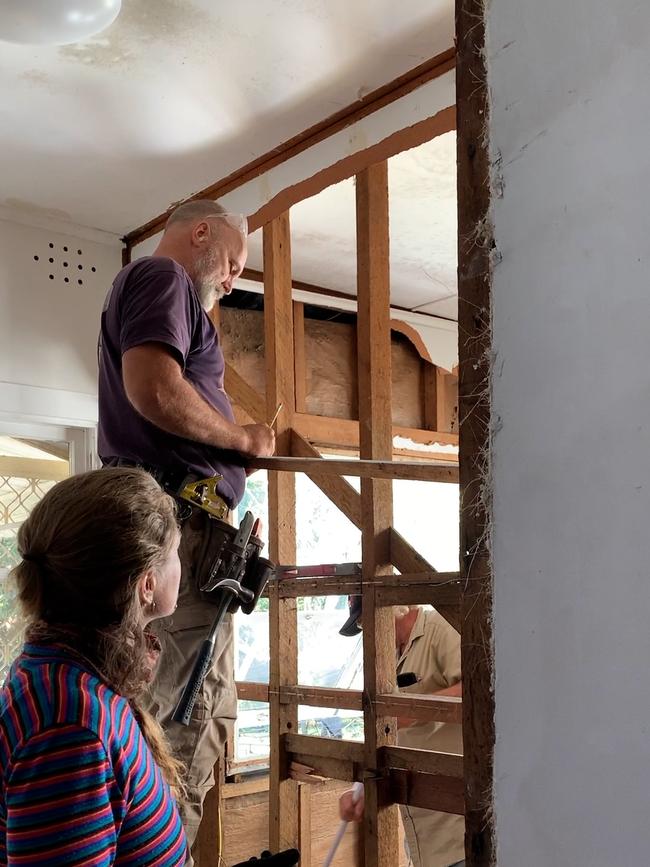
[32,242,100,288]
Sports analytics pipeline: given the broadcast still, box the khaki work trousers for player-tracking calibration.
[147,509,237,866]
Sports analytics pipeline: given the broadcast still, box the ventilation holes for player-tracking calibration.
[32,241,100,288]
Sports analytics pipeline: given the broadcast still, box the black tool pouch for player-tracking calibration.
[229,549,274,615]
[194,515,273,609]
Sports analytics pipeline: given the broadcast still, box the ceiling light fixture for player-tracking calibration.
[0,0,122,46]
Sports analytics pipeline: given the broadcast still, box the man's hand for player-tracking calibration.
[339,787,365,823]
[241,423,276,458]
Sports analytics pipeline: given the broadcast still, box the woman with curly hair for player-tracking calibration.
[0,467,188,865]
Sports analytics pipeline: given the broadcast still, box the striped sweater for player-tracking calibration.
[0,643,187,865]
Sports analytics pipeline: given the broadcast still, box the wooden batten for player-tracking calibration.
[264,212,301,852]
[248,454,459,483]
[293,301,307,413]
[386,769,465,814]
[355,161,400,866]
[234,683,462,725]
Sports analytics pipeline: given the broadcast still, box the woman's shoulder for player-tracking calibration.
[1,644,134,752]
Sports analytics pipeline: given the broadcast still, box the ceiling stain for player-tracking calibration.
[19,69,57,93]
[58,0,222,71]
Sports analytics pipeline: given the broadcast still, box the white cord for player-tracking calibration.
[322,782,364,867]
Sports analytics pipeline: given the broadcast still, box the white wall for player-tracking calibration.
[488,2,650,865]
[0,212,121,427]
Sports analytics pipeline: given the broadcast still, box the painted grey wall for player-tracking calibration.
[488,2,650,864]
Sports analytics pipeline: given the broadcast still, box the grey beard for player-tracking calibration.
[194,248,225,310]
[194,279,223,311]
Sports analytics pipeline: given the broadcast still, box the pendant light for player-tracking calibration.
[0,0,122,46]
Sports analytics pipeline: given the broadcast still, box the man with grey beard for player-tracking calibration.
[97,200,275,862]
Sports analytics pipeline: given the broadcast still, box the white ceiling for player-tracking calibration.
[0,0,457,317]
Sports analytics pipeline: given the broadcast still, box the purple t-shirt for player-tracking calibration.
[97,256,246,508]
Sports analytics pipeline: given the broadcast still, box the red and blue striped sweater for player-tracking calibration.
[0,643,187,865]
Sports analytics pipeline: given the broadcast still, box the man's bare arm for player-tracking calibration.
[122,344,275,457]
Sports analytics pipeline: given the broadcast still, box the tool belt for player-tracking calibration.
[111,459,230,521]
[194,514,272,610]
[110,460,272,610]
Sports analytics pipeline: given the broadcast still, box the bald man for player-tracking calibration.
[98,201,275,861]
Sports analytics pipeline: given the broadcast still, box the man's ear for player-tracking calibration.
[138,569,157,608]
[191,220,210,248]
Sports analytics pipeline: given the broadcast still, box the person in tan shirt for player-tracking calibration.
[339,602,465,867]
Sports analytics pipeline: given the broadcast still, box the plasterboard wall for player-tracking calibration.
[488,1,650,864]
[0,215,121,426]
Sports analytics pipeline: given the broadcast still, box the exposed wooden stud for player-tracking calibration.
[380,745,463,777]
[423,363,439,430]
[457,0,495,860]
[264,211,300,853]
[294,411,459,454]
[437,368,458,433]
[235,682,462,725]
[280,685,361,711]
[356,160,400,867]
[291,755,358,785]
[235,681,270,703]
[222,364,458,465]
[285,734,464,780]
[247,454,459,483]
[386,770,465,814]
[268,572,461,607]
[376,693,462,725]
[225,362,265,424]
[293,301,307,413]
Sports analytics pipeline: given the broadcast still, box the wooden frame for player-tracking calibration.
[456,0,495,861]
[234,165,464,865]
[121,29,497,860]
[264,212,301,852]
